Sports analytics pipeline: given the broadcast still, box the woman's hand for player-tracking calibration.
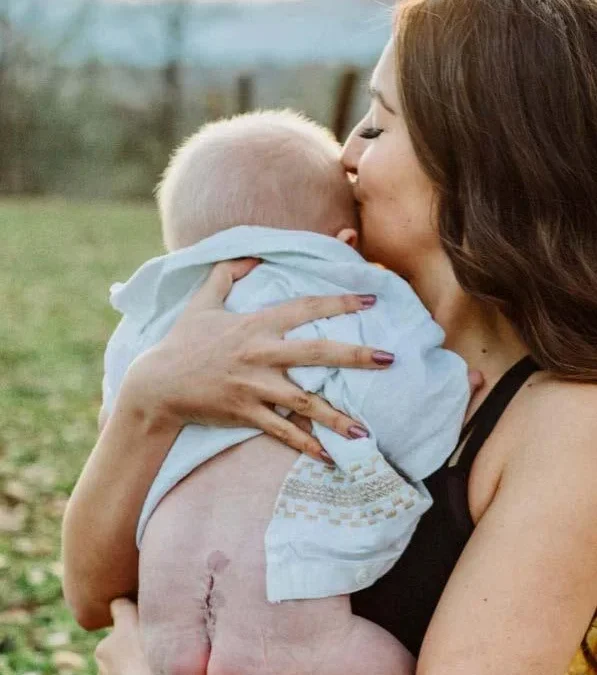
[124,258,394,460]
[95,600,151,675]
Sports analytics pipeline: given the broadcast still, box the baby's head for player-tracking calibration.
[156,110,359,251]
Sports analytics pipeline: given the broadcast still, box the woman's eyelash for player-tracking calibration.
[359,127,383,140]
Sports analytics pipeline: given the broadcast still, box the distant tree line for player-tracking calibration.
[0,1,91,194]
[0,0,185,198]
[0,0,365,201]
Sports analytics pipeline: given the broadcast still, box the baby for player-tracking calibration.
[101,110,470,675]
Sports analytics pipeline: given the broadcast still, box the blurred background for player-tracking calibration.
[0,2,391,674]
[0,0,390,199]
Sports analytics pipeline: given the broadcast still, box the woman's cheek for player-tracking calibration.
[360,204,396,267]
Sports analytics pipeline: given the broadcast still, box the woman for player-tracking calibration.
[63,0,597,673]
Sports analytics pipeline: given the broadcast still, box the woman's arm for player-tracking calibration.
[62,260,390,629]
[417,382,597,675]
[62,393,180,629]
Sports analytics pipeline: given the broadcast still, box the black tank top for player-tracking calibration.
[351,356,540,656]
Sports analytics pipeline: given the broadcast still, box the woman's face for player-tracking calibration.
[342,41,438,278]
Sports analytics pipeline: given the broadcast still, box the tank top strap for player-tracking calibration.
[456,356,540,473]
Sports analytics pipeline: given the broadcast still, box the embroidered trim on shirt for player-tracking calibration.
[273,454,427,529]
[279,473,411,508]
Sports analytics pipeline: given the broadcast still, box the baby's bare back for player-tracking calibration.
[138,435,414,675]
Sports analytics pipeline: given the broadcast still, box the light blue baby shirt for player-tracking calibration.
[102,226,469,602]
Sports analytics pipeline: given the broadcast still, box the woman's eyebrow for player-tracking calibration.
[368,84,396,115]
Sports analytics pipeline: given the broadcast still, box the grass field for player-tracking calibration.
[0,198,162,674]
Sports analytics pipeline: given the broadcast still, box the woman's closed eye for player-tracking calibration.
[359,127,383,140]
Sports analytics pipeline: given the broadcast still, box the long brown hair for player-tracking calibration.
[396,0,597,380]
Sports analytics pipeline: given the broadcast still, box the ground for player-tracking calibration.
[0,198,161,675]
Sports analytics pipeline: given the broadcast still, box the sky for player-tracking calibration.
[6,0,389,68]
[111,0,297,4]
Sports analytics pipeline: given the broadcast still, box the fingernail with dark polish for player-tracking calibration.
[320,450,335,465]
[359,294,377,307]
[373,351,395,366]
[348,425,369,439]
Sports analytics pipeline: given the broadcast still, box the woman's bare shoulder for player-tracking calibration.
[471,375,597,521]
[501,375,597,498]
[490,374,597,451]
[521,376,597,450]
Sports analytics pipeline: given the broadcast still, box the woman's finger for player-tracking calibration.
[249,406,332,463]
[261,381,367,439]
[299,395,369,440]
[256,339,394,370]
[287,412,313,435]
[187,258,260,311]
[263,294,377,334]
[96,599,153,675]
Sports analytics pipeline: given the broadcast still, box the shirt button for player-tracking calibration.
[355,568,370,585]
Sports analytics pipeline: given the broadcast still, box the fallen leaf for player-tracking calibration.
[0,504,27,532]
[45,632,71,648]
[26,567,47,586]
[4,480,33,503]
[48,561,64,578]
[0,609,31,625]
[21,464,57,488]
[13,537,53,556]
[53,650,86,671]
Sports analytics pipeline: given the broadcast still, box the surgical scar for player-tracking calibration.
[199,551,230,643]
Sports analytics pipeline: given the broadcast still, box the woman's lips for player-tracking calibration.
[347,174,364,204]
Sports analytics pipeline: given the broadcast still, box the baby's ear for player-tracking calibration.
[336,228,359,249]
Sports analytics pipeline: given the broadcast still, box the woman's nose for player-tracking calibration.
[341,123,366,176]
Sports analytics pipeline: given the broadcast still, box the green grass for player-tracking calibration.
[0,198,162,674]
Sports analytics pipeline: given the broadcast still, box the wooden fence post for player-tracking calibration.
[237,74,254,114]
[333,67,359,141]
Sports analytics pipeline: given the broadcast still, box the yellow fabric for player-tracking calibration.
[567,614,597,675]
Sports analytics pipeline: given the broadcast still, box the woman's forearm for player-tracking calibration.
[62,391,181,630]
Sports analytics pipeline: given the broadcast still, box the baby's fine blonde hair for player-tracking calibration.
[156,109,358,251]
